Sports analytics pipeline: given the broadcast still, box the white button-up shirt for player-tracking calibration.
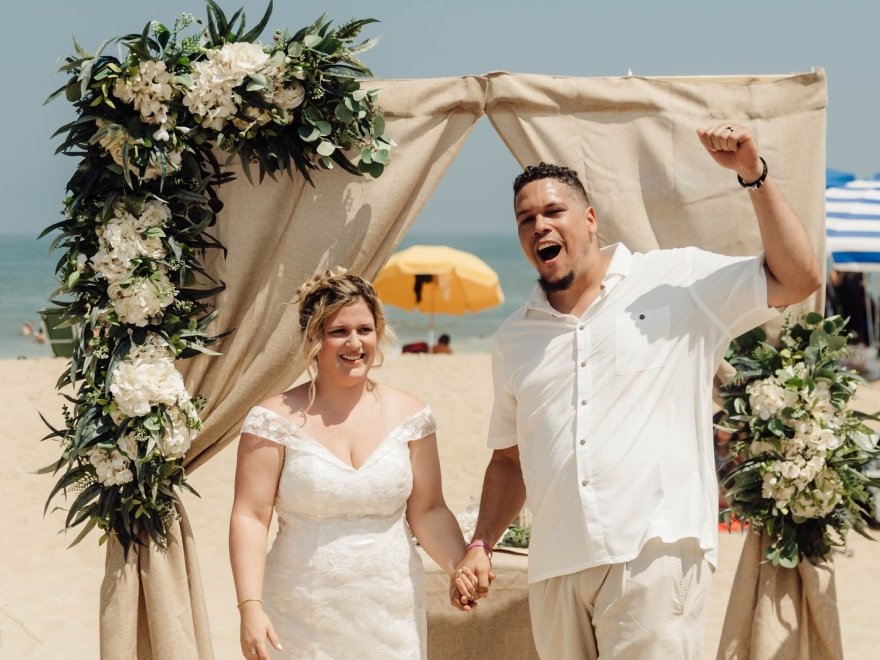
[488,243,778,583]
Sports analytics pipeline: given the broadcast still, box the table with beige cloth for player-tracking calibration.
[421,547,538,659]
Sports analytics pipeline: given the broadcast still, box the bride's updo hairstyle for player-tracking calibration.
[293,268,394,390]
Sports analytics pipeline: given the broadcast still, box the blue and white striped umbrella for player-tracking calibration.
[826,178,880,272]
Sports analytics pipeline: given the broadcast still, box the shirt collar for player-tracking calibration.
[523,243,633,317]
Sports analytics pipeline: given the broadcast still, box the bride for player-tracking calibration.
[229,269,477,659]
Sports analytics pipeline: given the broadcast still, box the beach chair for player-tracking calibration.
[38,308,78,358]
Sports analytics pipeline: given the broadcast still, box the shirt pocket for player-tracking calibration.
[614,306,671,375]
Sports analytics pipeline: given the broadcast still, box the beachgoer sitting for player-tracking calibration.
[431,334,452,354]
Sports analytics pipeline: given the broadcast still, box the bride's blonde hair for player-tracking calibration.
[294,268,394,405]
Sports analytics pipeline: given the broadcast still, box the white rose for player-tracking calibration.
[274,81,305,111]
[134,199,172,232]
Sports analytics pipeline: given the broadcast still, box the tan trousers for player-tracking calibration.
[528,538,712,660]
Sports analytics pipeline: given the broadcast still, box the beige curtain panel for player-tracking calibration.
[99,75,487,659]
[485,70,827,311]
[98,71,831,659]
[717,530,844,660]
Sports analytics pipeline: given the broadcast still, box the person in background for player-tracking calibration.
[431,334,453,354]
[21,321,33,336]
[34,328,47,344]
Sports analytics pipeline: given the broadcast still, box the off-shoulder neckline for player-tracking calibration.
[249,404,433,472]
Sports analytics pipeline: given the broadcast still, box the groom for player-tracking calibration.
[450,124,821,658]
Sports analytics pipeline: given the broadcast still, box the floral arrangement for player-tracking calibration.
[41,1,390,551]
[717,312,880,567]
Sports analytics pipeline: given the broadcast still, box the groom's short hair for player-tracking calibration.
[513,162,590,205]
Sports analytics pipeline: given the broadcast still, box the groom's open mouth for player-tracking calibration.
[537,242,562,263]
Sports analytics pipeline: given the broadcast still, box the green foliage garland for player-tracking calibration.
[718,313,880,567]
[41,1,390,551]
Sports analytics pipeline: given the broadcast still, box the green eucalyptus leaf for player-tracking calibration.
[316,140,336,156]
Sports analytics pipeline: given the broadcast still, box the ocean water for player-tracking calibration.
[0,233,62,359]
[0,230,537,359]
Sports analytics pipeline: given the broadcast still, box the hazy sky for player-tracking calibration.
[1,0,878,236]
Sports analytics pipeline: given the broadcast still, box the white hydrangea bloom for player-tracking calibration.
[746,377,798,421]
[182,42,270,131]
[109,335,188,418]
[158,405,197,458]
[107,271,176,327]
[88,447,134,486]
[112,59,176,128]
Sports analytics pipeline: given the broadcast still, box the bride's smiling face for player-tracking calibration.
[316,298,378,383]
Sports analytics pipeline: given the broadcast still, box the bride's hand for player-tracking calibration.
[239,602,283,659]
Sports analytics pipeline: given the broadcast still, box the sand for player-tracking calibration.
[1,354,878,658]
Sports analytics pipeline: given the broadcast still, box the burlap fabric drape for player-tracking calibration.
[98,71,831,659]
[100,76,487,659]
[717,531,844,659]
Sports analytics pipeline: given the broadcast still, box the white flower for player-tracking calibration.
[75,253,89,272]
[274,81,305,111]
[88,447,134,486]
[112,59,176,127]
[92,119,182,181]
[91,248,136,284]
[158,406,197,458]
[117,434,139,461]
[108,272,176,326]
[747,377,798,421]
[109,335,188,418]
[133,199,172,232]
[182,42,270,131]
[749,439,776,457]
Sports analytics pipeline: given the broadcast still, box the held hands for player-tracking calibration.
[697,123,764,184]
[449,546,496,612]
[239,601,283,659]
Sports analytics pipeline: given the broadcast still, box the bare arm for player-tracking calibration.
[449,446,526,611]
[229,434,284,659]
[697,124,822,308]
[406,433,467,576]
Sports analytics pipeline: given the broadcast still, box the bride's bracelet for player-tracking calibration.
[237,598,264,609]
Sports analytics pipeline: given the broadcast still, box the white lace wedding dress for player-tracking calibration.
[240,404,436,659]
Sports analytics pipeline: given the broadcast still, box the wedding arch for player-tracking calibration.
[42,2,834,657]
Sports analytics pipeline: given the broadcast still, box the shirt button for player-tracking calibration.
[580,399,587,406]
[581,480,588,487]
[580,361,586,367]
[579,325,585,330]
[580,439,586,445]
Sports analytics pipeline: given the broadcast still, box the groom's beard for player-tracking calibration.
[538,271,575,293]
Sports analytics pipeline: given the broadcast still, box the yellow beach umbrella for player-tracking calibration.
[374,245,504,344]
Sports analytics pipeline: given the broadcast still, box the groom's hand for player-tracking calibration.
[697,123,764,184]
[449,548,495,612]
